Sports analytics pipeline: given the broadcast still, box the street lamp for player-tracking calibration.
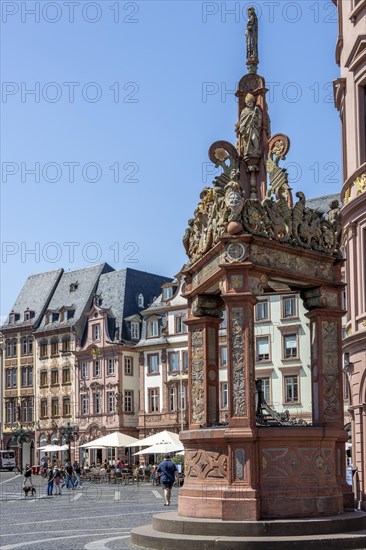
[58,422,79,463]
[11,427,32,472]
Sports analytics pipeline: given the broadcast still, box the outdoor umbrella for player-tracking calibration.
[80,431,140,448]
[133,442,184,456]
[126,430,181,448]
[37,444,69,452]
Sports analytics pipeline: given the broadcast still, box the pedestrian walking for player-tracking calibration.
[53,466,62,495]
[23,464,32,488]
[47,467,54,496]
[65,462,75,489]
[73,461,83,488]
[156,454,178,506]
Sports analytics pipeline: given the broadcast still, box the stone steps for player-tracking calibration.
[130,511,366,550]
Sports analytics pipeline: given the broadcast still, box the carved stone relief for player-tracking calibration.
[250,245,334,281]
[322,321,341,420]
[262,447,334,480]
[231,307,246,416]
[191,329,204,425]
[186,449,227,479]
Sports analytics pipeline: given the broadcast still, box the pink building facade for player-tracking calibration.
[333,0,366,511]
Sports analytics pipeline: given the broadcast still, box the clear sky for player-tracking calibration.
[1,0,341,318]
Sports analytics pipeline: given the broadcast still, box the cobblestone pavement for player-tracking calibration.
[0,471,175,549]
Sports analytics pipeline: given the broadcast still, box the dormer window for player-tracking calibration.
[70,282,78,292]
[9,311,15,324]
[52,312,59,323]
[147,319,159,338]
[163,287,173,301]
[138,293,144,308]
[24,309,31,321]
[62,309,75,321]
[131,321,140,340]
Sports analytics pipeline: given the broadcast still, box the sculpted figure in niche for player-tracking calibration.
[239,94,262,158]
[246,7,258,63]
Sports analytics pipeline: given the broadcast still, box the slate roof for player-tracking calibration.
[36,263,114,337]
[95,268,171,343]
[2,268,63,330]
[306,193,341,216]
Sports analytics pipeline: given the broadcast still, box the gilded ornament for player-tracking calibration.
[354,173,366,196]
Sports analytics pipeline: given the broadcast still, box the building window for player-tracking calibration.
[284,375,299,403]
[163,286,173,301]
[178,385,185,410]
[283,334,298,359]
[51,340,58,356]
[51,369,59,385]
[93,324,101,341]
[138,293,144,308]
[124,390,134,413]
[12,338,17,356]
[62,367,71,384]
[107,392,115,413]
[169,386,176,411]
[6,339,11,357]
[40,399,48,419]
[40,370,48,387]
[131,321,140,340]
[148,354,159,374]
[70,282,78,292]
[182,351,188,372]
[149,388,159,412]
[93,360,101,377]
[221,382,228,409]
[168,352,179,372]
[63,397,71,416]
[81,362,89,380]
[220,347,228,367]
[21,366,33,387]
[221,310,227,329]
[52,312,59,323]
[21,398,33,423]
[174,315,184,334]
[94,392,101,414]
[107,358,116,375]
[62,338,70,352]
[256,336,270,362]
[52,398,59,416]
[81,395,89,416]
[256,300,269,321]
[21,337,27,355]
[40,342,48,358]
[258,377,271,404]
[343,372,349,401]
[147,319,158,338]
[5,400,17,423]
[282,295,297,318]
[5,368,17,388]
[124,356,133,375]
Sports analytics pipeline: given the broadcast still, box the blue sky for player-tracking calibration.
[1,0,341,318]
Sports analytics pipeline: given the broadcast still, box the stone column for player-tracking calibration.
[222,291,257,430]
[304,292,353,510]
[186,295,223,429]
